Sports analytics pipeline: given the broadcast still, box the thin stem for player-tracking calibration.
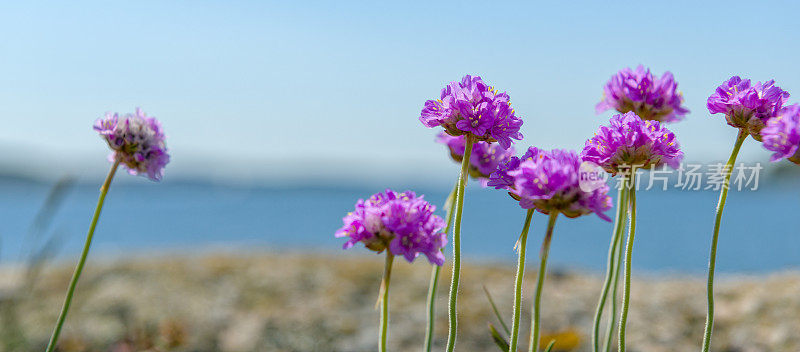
[528,212,559,352]
[379,253,395,352]
[483,285,511,336]
[592,180,629,352]
[509,209,535,352]
[445,134,475,352]
[604,229,624,352]
[45,159,120,352]
[618,173,638,352]
[423,181,458,352]
[701,130,748,352]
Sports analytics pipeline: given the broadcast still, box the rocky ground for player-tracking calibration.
[0,251,797,352]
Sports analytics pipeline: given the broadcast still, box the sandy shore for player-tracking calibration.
[0,251,797,352]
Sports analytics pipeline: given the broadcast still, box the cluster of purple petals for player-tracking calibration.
[436,132,516,184]
[761,104,800,164]
[94,108,170,181]
[487,146,543,189]
[581,112,683,175]
[707,76,790,139]
[420,75,523,149]
[596,66,689,123]
[489,149,612,221]
[335,189,447,265]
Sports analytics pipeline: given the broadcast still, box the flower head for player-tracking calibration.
[94,108,170,181]
[420,75,523,149]
[761,104,800,164]
[596,66,689,123]
[707,76,790,140]
[335,189,447,265]
[436,132,516,185]
[490,149,612,221]
[581,112,683,175]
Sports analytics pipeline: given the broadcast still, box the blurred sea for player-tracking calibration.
[0,176,798,273]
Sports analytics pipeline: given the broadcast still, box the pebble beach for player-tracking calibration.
[0,252,797,352]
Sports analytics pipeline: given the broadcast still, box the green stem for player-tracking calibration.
[379,253,395,352]
[528,212,559,352]
[423,181,458,352]
[509,209,535,352]
[701,130,747,352]
[445,134,475,352]
[484,285,511,336]
[592,180,629,352]
[604,229,624,352]
[618,172,638,352]
[45,159,120,352]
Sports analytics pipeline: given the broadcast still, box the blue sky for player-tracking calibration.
[1,0,799,185]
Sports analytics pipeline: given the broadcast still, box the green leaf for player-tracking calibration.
[482,285,511,336]
[543,339,556,352]
[488,323,510,352]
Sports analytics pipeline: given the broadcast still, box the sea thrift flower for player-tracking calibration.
[335,189,447,265]
[581,112,683,175]
[707,76,790,140]
[581,112,682,351]
[46,108,169,352]
[492,149,612,221]
[420,75,523,148]
[582,112,682,351]
[422,75,521,352]
[498,149,612,351]
[700,76,790,352]
[436,132,516,184]
[762,104,800,164]
[94,108,170,181]
[596,66,689,123]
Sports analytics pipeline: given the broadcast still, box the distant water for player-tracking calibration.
[0,178,798,273]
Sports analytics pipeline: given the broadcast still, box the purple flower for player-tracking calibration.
[94,108,170,181]
[707,76,790,140]
[420,75,523,149]
[335,189,447,265]
[436,132,516,185]
[596,66,689,123]
[761,104,800,164]
[491,149,612,221]
[581,112,683,175]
